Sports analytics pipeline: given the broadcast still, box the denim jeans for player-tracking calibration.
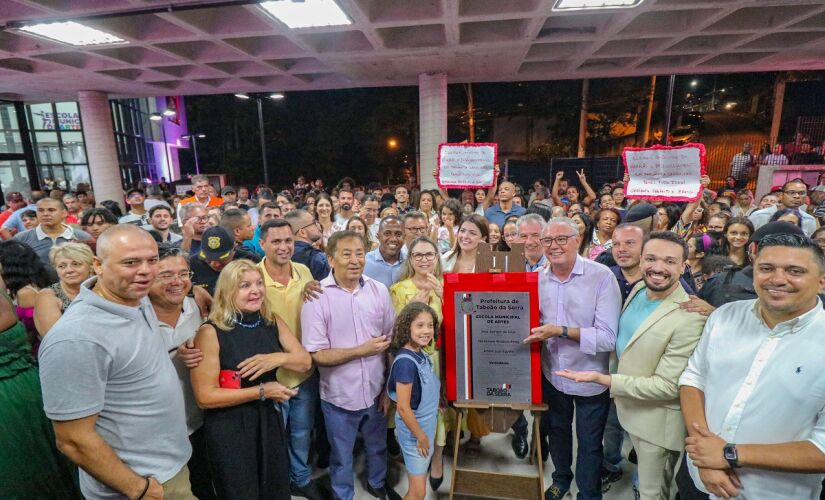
[322,400,388,500]
[601,400,624,473]
[280,372,319,488]
[540,374,610,500]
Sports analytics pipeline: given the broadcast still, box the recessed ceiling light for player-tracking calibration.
[270,93,285,99]
[18,21,127,46]
[553,0,645,11]
[259,0,352,29]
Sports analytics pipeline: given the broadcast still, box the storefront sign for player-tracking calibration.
[32,110,82,131]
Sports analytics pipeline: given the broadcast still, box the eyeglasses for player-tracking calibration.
[411,251,437,262]
[503,232,518,241]
[156,271,194,283]
[295,220,320,233]
[194,216,210,222]
[539,234,577,247]
[406,226,428,234]
[783,190,807,197]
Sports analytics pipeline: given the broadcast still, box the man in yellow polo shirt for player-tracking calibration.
[257,218,325,500]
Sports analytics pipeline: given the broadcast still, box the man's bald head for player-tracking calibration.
[93,225,160,306]
[96,225,157,260]
[498,181,515,202]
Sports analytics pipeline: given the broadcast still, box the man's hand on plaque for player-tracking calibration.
[555,369,611,387]
[523,324,559,343]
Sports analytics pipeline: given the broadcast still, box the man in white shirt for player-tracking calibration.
[119,188,149,225]
[679,232,825,499]
[749,179,816,236]
[145,205,182,243]
[334,188,355,227]
[148,246,212,499]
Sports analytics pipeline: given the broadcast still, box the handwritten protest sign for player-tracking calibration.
[622,143,706,202]
[437,143,497,189]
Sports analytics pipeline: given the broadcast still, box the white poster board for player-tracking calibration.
[622,144,706,202]
[437,143,497,189]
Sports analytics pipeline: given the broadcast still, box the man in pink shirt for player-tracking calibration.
[301,230,399,500]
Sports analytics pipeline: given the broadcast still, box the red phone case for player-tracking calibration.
[219,370,241,389]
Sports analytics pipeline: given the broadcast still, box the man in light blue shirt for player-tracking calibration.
[484,181,526,228]
[364,216,406,290]
[0,189,44,236]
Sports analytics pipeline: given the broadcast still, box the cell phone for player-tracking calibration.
[219,370,241,389]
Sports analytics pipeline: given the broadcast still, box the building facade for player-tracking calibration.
[0,95,186,198]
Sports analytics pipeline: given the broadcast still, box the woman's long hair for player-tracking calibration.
[717,216,754,265]
[398,236,443,282]
[444,214,489,262]
[572,212,594,257]
[390,302,439,355]
[0,241,54,296]
[208,259,280,331]
[346,216,377,251]
[314,193,334,224]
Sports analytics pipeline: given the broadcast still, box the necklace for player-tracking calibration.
[235,314,261,329]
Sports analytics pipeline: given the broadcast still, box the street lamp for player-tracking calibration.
[235,92,285,186]
[150,109,176,181]
[181,133,206,175]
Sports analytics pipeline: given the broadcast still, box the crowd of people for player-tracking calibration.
[1,166,825,500]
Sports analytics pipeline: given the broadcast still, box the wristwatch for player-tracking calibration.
[723,443,741,469]
[560,326,569,339]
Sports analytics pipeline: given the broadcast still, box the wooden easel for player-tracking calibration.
[449,402,548,499]
[447,243,548,499]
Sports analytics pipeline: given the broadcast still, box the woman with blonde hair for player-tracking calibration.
[390,236,449,490]
[191,260,311,500]
[440,214,491,456]
[34,243,94,337]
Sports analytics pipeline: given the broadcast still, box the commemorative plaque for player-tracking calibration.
[444,271,541,405]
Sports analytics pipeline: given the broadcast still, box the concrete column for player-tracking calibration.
[577,79,589,158]
[77,90,123,207]
[769,74,786,147]
[419,73,447,191]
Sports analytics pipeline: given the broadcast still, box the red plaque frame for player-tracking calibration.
[442,271,542,404]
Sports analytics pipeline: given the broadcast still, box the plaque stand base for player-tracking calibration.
[449,401,549,499]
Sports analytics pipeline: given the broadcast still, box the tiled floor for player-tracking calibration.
[300,412,643,499]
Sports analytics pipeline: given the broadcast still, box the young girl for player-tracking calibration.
[434,199,461,254]
[387,302,440,500]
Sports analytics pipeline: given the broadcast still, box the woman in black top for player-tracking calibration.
[191,259,311,499]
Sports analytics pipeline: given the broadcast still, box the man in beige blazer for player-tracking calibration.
[557,231,707,499]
